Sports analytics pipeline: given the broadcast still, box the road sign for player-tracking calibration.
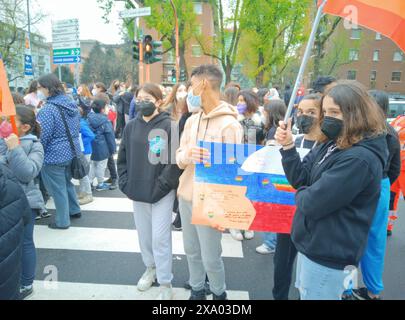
[119,7,151,19]
[24,54,33,76]
[52,19,81,65]
[53,48,81,57]
[53,56,81,64]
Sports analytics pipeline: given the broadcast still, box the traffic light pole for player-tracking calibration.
[136,18,144,86]
[169,0,180,82]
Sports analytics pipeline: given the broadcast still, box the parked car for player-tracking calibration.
[388,98,405,123]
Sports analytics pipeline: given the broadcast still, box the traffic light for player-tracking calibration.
[144,35,153,63]
[142,35,162,64]
[180,69,186,82]
[171,69,176,83]
[132,40,140,61]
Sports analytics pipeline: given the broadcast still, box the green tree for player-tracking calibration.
[81,42,105,84]
[53,66,74,84]
[196,0,243,85]
[236,0,311,87]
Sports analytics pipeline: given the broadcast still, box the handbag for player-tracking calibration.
[56,106,90,180]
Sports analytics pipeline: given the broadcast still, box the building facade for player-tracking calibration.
[336,25,405,96]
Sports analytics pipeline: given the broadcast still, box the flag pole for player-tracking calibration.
[284,0,328,123]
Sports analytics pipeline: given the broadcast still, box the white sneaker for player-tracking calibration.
[244,230,255,240]
[156,284,173,300]
[256,244,275,254]
[79,194,93,205]
[229,229,244,241]
[137,267,156,291]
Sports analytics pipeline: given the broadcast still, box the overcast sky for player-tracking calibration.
[32,0,127,44]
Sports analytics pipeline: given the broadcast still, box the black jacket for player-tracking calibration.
[385,124,401,184]
[117,112,182,203]
[0,165,31,300]
[280,135,388,270]
[113,92,134,115]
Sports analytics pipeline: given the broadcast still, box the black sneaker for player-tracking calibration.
[189,289,207,300]
[213,291,227,300]
[342,293,357,300]
[70,212,82,219]
[109,182,118,190]
[19,286,34,300]
[352,288,381,300]
[40,211,52,219]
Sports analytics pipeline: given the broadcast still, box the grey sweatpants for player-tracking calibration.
[133,190,175,285]
[178,197,226,296]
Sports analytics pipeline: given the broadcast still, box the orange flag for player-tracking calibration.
[320,0,405,53]
[0,56,16,117]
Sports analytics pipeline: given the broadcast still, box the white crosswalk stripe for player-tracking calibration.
[34,180,250,300]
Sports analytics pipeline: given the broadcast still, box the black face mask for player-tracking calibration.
[297,115,315,134]
[321,116,344,141]
[138,101,156,117]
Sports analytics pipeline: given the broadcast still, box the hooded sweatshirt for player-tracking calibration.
[117,112,182,204]
[176,102,243,202]
[280,135,388,270]
[37,94,81,165]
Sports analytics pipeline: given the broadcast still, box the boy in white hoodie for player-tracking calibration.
[176,64,243,300]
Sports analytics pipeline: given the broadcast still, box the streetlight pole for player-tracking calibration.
[169,0,180,82]
[26,0,34,78]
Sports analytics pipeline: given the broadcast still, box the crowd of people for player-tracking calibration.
[0,63,404,301]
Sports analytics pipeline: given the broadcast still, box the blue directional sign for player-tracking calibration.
[53,56,81,64]
[24,54,33,76]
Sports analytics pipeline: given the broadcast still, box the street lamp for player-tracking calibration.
[169,0,180,83]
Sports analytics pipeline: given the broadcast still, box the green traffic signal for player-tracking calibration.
[132,40,140,61]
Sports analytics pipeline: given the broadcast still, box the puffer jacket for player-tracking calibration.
[37,94,81,165]
[0,134,46,211]
[0,164,31,300]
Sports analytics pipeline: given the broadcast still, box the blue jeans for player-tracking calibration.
[360,178,390,295]
[263,232,277,249]
[41,160,81,228]
[21,209,37,287]
[295,253,347,300]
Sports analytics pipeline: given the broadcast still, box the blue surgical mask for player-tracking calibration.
[37,90,46,101]
[236,103,247,114]
[187,89,202,113]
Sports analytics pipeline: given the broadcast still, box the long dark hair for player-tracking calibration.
[264,99,287,130]
[16,104,41,138]
[238,90,259,114]
[322,80,387,149]
[27,80,38,94]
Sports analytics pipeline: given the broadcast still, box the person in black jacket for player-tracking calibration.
[275,80,388,300]
[346,90,401,300]
[0,164,31,300]
[117,83,182,300]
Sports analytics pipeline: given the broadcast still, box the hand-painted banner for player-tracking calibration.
[192,142,309,234]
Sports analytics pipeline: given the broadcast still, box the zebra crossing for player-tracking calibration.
[28,173,268,300]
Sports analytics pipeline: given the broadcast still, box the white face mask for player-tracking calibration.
[176,91,187,101]
[92,89,98,96]
[37,90,46,101]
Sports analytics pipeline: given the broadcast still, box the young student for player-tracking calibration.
[0,105,45,299]
[77,106,95,205]
[275,80,388,300]
[347,90,400,300]
[87,99,116,191]
[117,83,182,300]
[176,64,243,300]
[272,94,322,299]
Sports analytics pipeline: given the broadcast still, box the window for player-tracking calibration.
[370,70,377,81]
[393,51,403,62]
[191,45,202,57]
[347,70,357,80]
[392,71,402,82]
[349,49,359,61]
[165,50,175,63]
[376,33,382,40]
[351,28,361,39]
[373,50,380,61]
[194,2,203,15]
